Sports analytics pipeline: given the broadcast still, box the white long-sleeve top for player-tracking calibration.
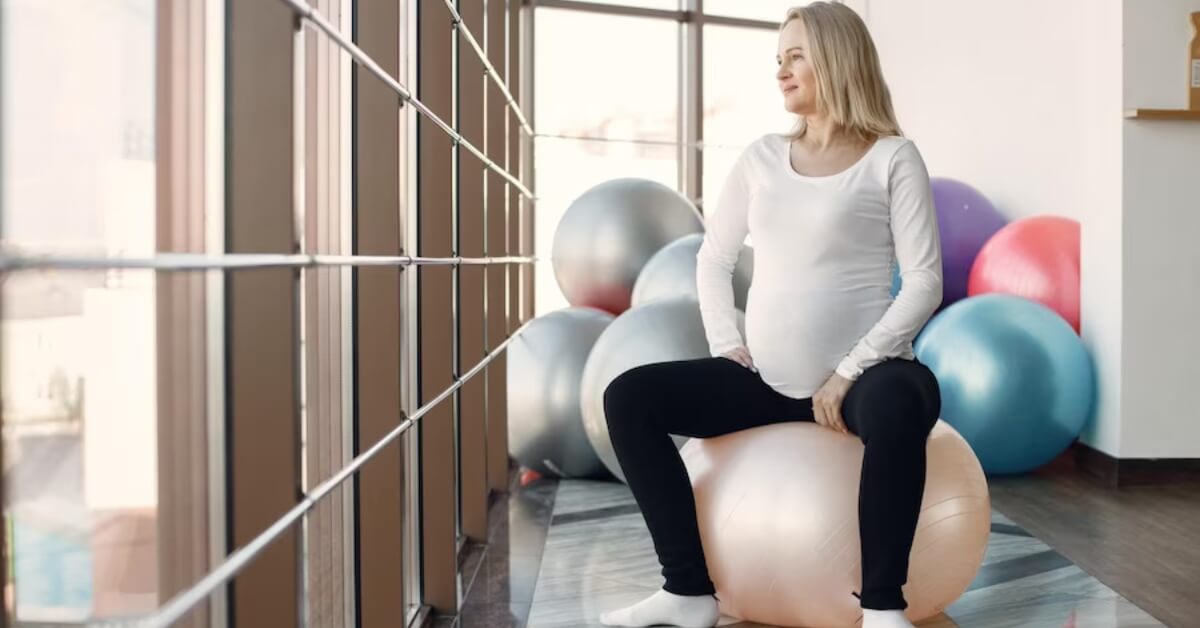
[696,133,943,399]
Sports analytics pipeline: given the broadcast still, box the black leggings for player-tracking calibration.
[602,356,941,611]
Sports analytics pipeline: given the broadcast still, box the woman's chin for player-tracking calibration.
[781,98,808,116]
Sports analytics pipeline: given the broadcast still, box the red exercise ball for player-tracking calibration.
[967,215,1080,333]
[519,468,544,487]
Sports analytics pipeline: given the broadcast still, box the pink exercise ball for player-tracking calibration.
[967,215,1080,333]
[681,421,990,628]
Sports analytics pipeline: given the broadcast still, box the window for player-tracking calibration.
[2,0,159,622]
[702,24,794,211]
[702,0,796,22]
[563,0,678,10]
[534,7,679,315]
[702,2,869,25]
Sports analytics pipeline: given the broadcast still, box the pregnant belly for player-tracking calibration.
[744,289,890,393]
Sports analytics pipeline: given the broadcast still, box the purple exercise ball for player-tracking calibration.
[930,178,1007,307]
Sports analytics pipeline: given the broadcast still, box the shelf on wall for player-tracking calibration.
[1124,109,1200,120]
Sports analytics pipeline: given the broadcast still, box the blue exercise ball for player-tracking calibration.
[914,293,1095,475]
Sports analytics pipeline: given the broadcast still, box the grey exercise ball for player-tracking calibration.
[631,233,755,309]
[552,178,704,314]
[579,297,746,483]
[507,307,615,478]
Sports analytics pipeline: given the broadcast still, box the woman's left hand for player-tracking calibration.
[813,372,854,435]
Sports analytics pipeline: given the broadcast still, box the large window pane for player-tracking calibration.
[2,0,155,255]
[535,8,678,142]
[3,271,158,623]
[702,0,795,23]
[560,0,678,11]
[538,1,865,21]
[702,24,794,209]
[702,2,870,27]
[534,8,679,315]
[2,0,158,622]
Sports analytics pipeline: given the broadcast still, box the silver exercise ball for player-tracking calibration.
[579,297,746,483]
[507,307,615,478]
[631,233,755,309]
[552,178,704,315]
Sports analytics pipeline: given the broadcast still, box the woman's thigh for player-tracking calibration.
[603,357,814,439]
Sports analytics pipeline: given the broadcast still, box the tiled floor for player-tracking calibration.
[448,474,1167,628]
[434,477,558,628]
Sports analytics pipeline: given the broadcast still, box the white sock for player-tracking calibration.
[599,589,720,627]
[861,609,914,628]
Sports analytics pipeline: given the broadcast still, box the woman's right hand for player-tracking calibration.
[721,346,758,373]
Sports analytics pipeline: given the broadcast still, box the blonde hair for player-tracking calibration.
[782,2,902,141]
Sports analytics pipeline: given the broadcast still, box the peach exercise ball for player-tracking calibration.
[680,420,990,628]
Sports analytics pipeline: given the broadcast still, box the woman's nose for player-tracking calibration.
[776,66,790,80]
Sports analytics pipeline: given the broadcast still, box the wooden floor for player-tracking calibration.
[990,466,1200,628]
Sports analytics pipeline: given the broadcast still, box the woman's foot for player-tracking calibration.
[861,609,914,628]
[599,589,720,627]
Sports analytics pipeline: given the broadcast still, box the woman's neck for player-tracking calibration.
[800,114,861,151]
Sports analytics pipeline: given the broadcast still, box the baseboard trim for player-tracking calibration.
[1070,442,1200,488]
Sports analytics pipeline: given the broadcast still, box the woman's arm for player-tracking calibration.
[835,140,944,381]
[696,152,752,357]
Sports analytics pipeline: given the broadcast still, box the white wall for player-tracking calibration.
[865,0,1200,459]
[1120,0,1200,458]
[1078,2,1127,457]
[865,0,1114,223]
[861,0,1130,456]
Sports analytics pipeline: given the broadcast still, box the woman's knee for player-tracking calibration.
[603,365,656,429]
[849,360,940,440]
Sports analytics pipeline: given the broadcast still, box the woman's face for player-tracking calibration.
[776,19,816,115]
